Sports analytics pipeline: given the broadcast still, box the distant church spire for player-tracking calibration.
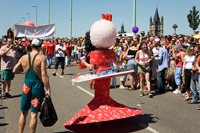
[149,7,163,36]
[153,8,160,24]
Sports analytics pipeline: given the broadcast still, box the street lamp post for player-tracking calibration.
[70,0,72,38]
[48,0,50,24]
[26,13,30,21]
[33,6,38,26]
[133,0,136,38]
[19,20,22,24]
[22,17,25,23]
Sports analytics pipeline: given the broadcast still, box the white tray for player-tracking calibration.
[72,70,134,83]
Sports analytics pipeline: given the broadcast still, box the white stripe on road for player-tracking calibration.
[76,86,159,133]
[77,86,94,97]
[56,73,64,78]
[138,123,159,133]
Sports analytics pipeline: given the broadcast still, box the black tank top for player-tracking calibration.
[128,49,138,58]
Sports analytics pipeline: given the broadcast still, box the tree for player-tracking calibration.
[187,6,200,32]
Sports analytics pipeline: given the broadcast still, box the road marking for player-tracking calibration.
[76,86,159,133]
[138,123,159,133]
[77,86,94,97]
[56,73,64,78]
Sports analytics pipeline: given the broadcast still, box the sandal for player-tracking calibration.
[1,94,6,100]
[127,87,134,91]
[119,86,128,90]
[184,97,190,101]
[5,93,12,98]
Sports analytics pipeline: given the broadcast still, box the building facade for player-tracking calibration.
[149,8,163,36]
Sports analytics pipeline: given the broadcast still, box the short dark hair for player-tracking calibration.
[6,37,12,41]
[155,43,161,47]
[116,38,120,44]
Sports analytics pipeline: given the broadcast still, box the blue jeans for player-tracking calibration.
[174,66,182,85]
[77,53,81,59]
[46,54,53,67]
[127,58,138,73]
[157,68,167,92]
[191,79,199,102]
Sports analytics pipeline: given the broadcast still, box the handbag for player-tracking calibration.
[39,95,58,127]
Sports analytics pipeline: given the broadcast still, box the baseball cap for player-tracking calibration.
[154,38,160,42]
[22,38,26,41]
[195,30,199,32]
[31,38,42,47]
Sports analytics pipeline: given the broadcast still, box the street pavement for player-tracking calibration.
[1,62,200,133]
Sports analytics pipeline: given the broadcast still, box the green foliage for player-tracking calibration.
[187,6,200,31]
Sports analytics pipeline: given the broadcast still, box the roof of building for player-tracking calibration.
[153,8,160,24]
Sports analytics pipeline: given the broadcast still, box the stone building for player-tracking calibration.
[118,23,126,34]
[149,8,163,36]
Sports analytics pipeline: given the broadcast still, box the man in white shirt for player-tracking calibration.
[52,39,66,76]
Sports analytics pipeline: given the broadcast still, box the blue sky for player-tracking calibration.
[1,0,200,38]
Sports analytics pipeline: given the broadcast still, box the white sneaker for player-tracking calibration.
[173,89,181,94]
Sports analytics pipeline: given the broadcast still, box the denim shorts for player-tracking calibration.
[127,58,138,73]
[174,66,182,85]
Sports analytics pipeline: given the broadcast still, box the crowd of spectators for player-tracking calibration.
[1,30,200,110]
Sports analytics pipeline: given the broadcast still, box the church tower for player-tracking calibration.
[149,8,163,36]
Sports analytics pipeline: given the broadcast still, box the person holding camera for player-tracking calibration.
[52,39,66,76]
[0,37,19,99]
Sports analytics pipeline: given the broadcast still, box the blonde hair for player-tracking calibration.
[130,41,137,47]
[185,46,192,55]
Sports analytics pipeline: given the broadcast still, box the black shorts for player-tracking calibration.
[55,57,65,69]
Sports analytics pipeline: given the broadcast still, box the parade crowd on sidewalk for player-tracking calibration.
[1,30,200,110]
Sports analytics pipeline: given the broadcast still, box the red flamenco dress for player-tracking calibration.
[64,49,142,127]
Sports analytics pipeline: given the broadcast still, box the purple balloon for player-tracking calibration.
[132,26,139,33]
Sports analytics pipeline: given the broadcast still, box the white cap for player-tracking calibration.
[22,38,26,41]
[31,38,42,47]
[154,38,160,42]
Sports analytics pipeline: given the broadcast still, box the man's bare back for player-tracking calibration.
[13,50,50,95]
[20,52,44,81]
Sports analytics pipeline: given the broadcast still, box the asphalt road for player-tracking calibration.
[1,62,200,133]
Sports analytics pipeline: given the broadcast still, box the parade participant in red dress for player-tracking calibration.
[64,19,142,127]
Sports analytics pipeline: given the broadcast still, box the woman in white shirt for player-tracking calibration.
[182,46,195,101]
[76,42,82,60]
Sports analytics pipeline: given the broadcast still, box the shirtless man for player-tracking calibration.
[13,38,51,133]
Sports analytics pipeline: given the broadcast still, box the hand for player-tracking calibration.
[145,61,149,65]
[172,47,175,51]
[9,45,13,49]
[80,56,86,64]
[46,89,51,96]
[181,73,184,77]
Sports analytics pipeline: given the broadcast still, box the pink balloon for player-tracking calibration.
[23,21,35,26]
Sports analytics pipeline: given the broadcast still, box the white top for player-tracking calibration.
[152,47,159,62]
[55,44,66,57]
[76,46,82,54]
[184,55,195,69]
[152,47,159,57]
